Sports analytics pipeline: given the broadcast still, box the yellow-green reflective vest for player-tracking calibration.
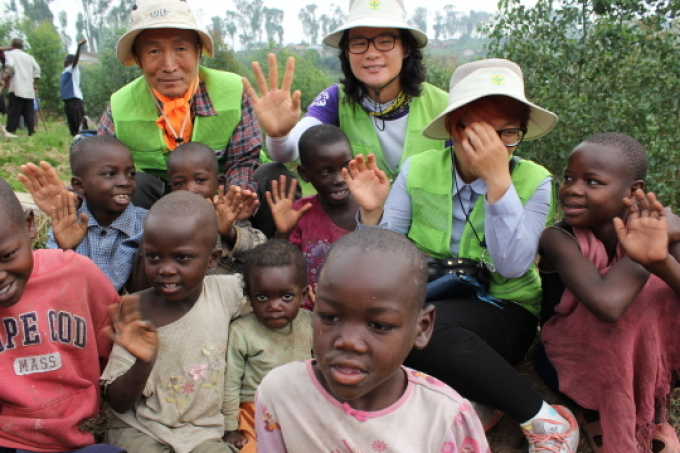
[110,67,243,178]
[406,149,554,316]
[338,83,448,181]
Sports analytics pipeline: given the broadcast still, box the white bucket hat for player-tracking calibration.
[423,59,558,141]
[322,0,427,49]
[116,0,213,67]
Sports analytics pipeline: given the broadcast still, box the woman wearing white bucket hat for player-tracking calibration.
[346,59,581,453]
[243,0,448,232]
[97,0,262,213]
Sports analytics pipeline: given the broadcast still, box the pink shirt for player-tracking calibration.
[289,195,351,284]
[255,360,490,453]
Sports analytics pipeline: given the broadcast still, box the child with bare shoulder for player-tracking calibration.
[101,190,247,453]
[254,228,490,453]
[539,133,680,453]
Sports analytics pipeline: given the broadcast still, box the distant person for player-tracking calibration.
[4,38,40,136]
[0,46,17,140]
[61,38,88,136]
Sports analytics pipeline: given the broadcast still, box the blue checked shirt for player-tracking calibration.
[47,200,147,292]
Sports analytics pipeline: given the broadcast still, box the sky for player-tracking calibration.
[2,0,523,50]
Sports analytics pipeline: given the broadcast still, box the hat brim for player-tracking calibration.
[322,19,428,49]
[422,93,558,141]
[116,26,213,66]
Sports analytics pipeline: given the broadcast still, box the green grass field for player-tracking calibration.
[0,115,73,191]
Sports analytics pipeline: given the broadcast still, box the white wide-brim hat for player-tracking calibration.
[322,0,427,49]
[423,59,558,141]
[116,0,213,67]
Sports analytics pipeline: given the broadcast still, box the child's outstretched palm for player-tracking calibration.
[51,192,88,250]
[266,175,312,235]
[105,294,158,364]
[614,189,668,266]
[213,185,244,236]
[18,161,69,214]
[343,154,390,225]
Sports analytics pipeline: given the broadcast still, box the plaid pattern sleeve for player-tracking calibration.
[97,104,115,135]
[209,220,267,275]
[222,92,262,193]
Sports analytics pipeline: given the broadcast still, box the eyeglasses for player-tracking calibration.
[346,35,402,54]
[457,123,527,148]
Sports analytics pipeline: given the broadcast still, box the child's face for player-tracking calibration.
[168,156,220,200]
[72,145,136,223]
[299,141,353,206]
[560,142,639,230]
[142,214,220,304]
[249,265,307,329]
[0,212,35,308]
[313,248,434,411]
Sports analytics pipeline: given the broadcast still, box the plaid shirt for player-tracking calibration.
[208,220,267,275]
[98,80,262,192]
[47,200,147,292]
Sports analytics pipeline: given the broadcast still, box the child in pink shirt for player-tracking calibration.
[255,228,490,453]
[266,125,358,309]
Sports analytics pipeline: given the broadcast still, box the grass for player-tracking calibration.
[0,115,73,192]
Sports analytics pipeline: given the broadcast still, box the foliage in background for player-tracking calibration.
[80,28,140,120]
[23,20,64,114]
[485,0,680,208]
[424,51,460,91]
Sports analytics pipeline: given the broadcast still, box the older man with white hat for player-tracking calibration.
[98,0,261,210]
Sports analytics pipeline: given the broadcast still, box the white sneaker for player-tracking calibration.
[523,405,579,453]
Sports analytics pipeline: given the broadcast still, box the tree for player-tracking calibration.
[263,7,284,45]
[299,4,320,45]
[18,0,54,24]
[80,27,140,119]
[485,0,680,207]
[23,21,64,114]
[57,10,71,48]
[200,28,243,74]
[319,3,347,38]
[409,7,428,34]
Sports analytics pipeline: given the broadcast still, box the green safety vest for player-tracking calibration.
[110,66,243,178]
[338,83,448,181]
[406,149,554,316]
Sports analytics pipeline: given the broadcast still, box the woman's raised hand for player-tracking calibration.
[242,54,302,138]
[342,154,390,225]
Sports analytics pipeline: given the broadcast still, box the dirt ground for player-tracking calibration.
[486,341,680,453]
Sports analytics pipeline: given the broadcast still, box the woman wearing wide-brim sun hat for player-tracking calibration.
[243,0,451,237]
[345,58,581,453]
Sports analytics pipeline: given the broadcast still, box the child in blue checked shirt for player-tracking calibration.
[20,136,146,292]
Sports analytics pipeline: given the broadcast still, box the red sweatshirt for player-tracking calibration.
[0,249,118,451]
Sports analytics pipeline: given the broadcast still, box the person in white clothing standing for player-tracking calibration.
[4,39,40,136]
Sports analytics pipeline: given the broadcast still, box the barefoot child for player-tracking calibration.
[101,190,247,452]
[539,133,680,453]
[167,142,265,275]
[223,240,313,452]
[0,178,122,452]
[266,125,358,308]
[255,228,490,452]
